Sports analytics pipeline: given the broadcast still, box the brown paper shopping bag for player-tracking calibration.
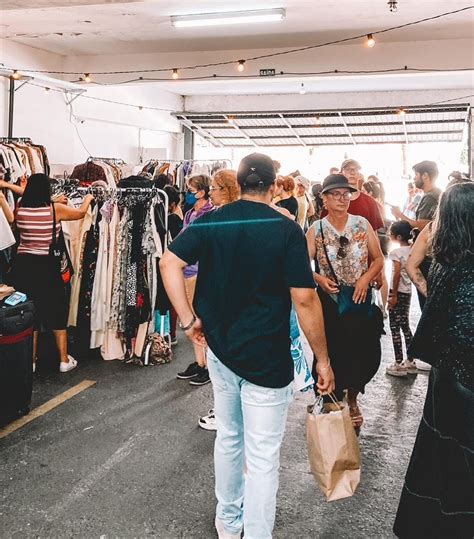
[306,398,361,501]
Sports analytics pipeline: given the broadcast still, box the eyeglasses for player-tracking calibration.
[342,167,360,174]
[209,185,224,191]
[327,191,353,201]
[337,236,350,259]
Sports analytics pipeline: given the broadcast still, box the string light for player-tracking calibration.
[172,68,179,80]
[44,87,51,93]
[388,0,398,13]
[397,108,406,116]
[6,7,470,79]
[299,83,306,95]
[237,60,246,72]
[83,73,92,83]
[366,34,375,47]
[138,106,143,111]
[315,116,321,126]
[12,70,21,80]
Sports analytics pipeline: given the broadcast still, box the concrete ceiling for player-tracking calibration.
[1,0,473,56]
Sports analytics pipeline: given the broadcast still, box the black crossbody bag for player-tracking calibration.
[48,204,73,284]
[319,221,374,317]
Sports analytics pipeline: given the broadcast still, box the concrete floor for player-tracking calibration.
[0,310,428,538]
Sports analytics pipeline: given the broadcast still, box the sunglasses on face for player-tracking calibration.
[337,236,350,259]
[327,190,353,201]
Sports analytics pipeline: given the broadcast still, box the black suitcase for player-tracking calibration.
[0,300,35,427]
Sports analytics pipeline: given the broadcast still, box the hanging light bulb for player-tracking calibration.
[12,70,21,80]
[299,83,306,95]
[138,106,143,111]
[237,59,246,72]
[315,116,321,126]
[366,34,376,48]
[83,73,92,83]
[397,108,406,116]
[388,0,398,12]
[172,68,179,80]
[44,87,51,94]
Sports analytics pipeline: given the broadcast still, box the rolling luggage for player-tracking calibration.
[0,299,35,427]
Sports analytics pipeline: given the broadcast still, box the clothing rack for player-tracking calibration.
[143,158,231,166]
[87,156,126,165]
[0,137,32,143]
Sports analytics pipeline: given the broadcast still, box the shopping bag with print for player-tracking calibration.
[290,307,314,392]
[306,396,361,501]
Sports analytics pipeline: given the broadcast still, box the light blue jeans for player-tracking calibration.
[207,348,293,539]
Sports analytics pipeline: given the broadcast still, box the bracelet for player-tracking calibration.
[179,315,196,331]
[318,361,331,371]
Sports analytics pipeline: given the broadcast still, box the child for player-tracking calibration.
[386,221,417,377]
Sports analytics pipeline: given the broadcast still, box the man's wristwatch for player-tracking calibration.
[179,315,197,331]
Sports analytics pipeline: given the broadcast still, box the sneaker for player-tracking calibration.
[177,361,201,379]
[189,368,211,386]
[215,516,242,539]
[386,362,408,377]
[59,355,77,373]
[402,359,418,375]
[199,409,217,431]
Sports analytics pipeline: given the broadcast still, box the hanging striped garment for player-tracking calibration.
[16,205,60,256]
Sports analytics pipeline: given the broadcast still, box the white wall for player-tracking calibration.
[0,39,184,167]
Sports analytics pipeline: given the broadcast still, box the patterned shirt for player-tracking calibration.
[313,214,369,286]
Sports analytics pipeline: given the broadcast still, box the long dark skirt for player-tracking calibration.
[11,254,67,331]
[312,289,383,399]
[394,367,474,537]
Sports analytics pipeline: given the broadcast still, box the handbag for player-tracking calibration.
[319,221,374,317]
[48,204,74,285]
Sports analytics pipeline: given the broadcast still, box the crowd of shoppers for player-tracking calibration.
[1,150,472,538]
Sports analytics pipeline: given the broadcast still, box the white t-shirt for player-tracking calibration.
[0,208,15,251]
[388,245,412,294]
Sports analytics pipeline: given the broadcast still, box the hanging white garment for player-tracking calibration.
[101,204,125,360]
[0,209,15,250]
[68,205,93,327]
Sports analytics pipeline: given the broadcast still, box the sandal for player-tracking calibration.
[349,404,364,434]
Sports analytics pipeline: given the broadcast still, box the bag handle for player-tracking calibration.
[319,220,340,286]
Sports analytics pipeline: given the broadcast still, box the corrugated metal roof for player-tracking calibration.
[175,105,469,147]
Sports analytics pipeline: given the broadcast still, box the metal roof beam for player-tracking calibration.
[338,112,356,146]
[278,114,307,147]
[224,115,258,147]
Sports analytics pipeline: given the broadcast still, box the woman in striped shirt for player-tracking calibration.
[13,174,93,373]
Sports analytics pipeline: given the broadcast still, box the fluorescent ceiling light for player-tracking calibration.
[171,8,286,28]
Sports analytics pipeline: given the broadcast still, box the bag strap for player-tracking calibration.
[51,203,58,248]
[319,220,339,286]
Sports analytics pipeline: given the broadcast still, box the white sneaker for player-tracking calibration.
[215,516,242,539]
[199,409,217,431]
[386,362,408,377]
[59,355,77,373]
[402,359,418,375]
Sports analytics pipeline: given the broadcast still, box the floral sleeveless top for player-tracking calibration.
[313,215,370,286]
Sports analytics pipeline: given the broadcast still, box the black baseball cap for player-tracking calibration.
[321,174,358,194]
[237,153,276,187]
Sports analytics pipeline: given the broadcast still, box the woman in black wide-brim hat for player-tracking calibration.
[306,174,384,431]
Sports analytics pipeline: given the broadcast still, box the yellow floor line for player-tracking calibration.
[0,379,96,439]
